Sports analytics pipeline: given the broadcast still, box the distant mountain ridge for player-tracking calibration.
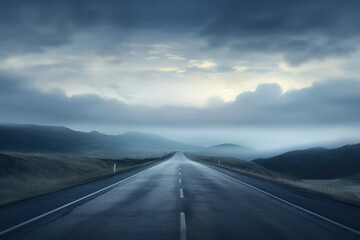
[0,124,200,158]
[210,143,247,149]
[254,144,360,179]
[196,142,254,160]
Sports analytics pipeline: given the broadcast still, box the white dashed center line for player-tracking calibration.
[180,212,186,240]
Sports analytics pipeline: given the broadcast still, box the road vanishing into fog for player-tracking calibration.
[1,152,360,240]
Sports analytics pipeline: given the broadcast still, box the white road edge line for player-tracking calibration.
[179,178,182,184]
[180,212,186,240]
[180,188,184,198]
[0,159,170,236]
[202,163,360,236]
[179,172,182,176]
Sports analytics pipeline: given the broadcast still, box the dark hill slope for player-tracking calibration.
[0,124,199,158]
[254,144,360,179]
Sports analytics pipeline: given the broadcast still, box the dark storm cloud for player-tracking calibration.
[201,0,360,65]
[1,0,359,64]
[1,72,359,126]
[0,0,208,56]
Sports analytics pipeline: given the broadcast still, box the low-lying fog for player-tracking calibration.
[69,125,360,159]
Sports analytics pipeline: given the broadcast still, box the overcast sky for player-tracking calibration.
[1,0,360,149]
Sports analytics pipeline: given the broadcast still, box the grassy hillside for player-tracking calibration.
[184,152,280,179]
[0,152,173,206]
[254,144,360,179]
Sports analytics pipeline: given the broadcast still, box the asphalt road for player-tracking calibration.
[1,152,359,240]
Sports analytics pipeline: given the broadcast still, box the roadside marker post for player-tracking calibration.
[113,163,117,173]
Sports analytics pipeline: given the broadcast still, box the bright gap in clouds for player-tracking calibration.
[0,30,353,108]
